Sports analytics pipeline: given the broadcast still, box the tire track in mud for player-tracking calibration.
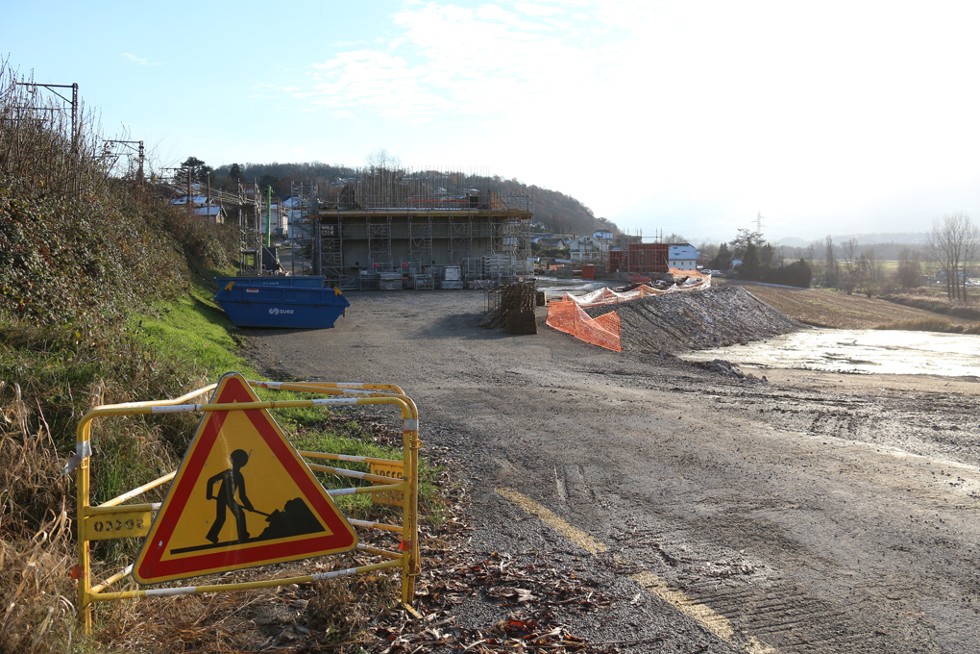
[617,517,904,653]
[612,367,980,468]
[683,583,886,653]
[499,487,777,652]
[504,485,901,653]
[554,464,596,505]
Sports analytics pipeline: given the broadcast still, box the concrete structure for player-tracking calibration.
[305,168,533,290]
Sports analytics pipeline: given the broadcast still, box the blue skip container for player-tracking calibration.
[214,275,327,289]
[214,278,350,329]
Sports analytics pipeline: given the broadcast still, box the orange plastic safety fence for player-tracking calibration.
[545,297,622,352]
[545,272,710,351]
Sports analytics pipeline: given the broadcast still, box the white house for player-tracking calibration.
[257,202,287,239]
[531,235,570,249]
[569,235,611,262]
[171,194,225,225]
[668,243,699,270]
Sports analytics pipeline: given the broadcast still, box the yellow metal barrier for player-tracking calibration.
[68,375,421,634]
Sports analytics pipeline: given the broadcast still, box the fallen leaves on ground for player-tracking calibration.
[363,460,621,654]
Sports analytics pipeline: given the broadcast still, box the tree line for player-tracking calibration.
[816,215,977,301]
[166,157,618,237]
[701,215,978,302]
[705,228,813,288]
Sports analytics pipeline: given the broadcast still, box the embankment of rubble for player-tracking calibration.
[584,285,802,354]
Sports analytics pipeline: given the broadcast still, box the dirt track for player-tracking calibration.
[246,289,980,653]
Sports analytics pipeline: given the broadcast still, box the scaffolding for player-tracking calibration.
[288,181,317,241]
[310,167,533,290]
[368,215,392,270]
[409,215,433,272]
[236,180,264,275]
[286,181,321,278]
[449,214,473,264]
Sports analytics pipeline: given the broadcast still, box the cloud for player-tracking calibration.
[122,52,161,67]
[259,0,980,238]
[274,1,619,129]
[298,49,450,121]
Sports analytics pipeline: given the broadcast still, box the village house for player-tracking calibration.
[170,194,226,225]
[668,243,699,270]
[568,230,615,262]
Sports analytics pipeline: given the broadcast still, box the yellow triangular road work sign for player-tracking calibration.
[134,372,357,584]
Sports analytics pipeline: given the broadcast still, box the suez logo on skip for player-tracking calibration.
[268,307,295,315]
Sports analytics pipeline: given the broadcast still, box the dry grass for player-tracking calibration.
[82,553,399,653]
[0,382,78,654]
[729,282,979,330]
[0,378,418,654]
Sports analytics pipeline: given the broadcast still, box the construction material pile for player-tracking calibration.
[547,283,800,353]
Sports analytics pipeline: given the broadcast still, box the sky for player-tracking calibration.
[4,0,980,244]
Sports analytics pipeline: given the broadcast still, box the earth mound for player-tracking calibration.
[584,285,802,354]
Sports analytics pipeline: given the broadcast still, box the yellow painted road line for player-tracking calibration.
[495,486,608,555]
[494,487,778,654]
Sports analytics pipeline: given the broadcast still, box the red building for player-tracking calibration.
[609,243,669,274]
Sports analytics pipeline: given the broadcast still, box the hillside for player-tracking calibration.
[209,161,616,235]
[0,71,249,653]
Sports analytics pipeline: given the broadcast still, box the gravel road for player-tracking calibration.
[245,290,980,653]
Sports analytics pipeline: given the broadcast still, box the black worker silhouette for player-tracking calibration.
[205,449,254,544]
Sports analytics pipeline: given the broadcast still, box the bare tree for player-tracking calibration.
[364,149,404,207]
[968,230,979,302]
[366,149,401,171]
[730,228,764,257]
[857,247,881,296]
[927,213,978,302]
[840,238,859,294]
[824,235,839,288]
[895,247,922,290]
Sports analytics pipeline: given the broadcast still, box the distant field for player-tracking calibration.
[726,281,977,330]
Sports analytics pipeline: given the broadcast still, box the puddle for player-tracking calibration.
[681,329,980,377]
[535,278,609,301]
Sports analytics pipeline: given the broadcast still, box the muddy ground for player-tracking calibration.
[246,289,980,653]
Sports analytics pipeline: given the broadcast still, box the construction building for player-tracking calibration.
[609,243,670,275]
[292,168,533,290]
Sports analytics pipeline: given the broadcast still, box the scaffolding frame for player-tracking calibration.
[310,167,532,289]
[237,180,264,275]
[409,215,433,273]
[368,215,393,271]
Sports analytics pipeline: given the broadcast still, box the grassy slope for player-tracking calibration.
[2,274,429,653]
[0,185,428,653]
